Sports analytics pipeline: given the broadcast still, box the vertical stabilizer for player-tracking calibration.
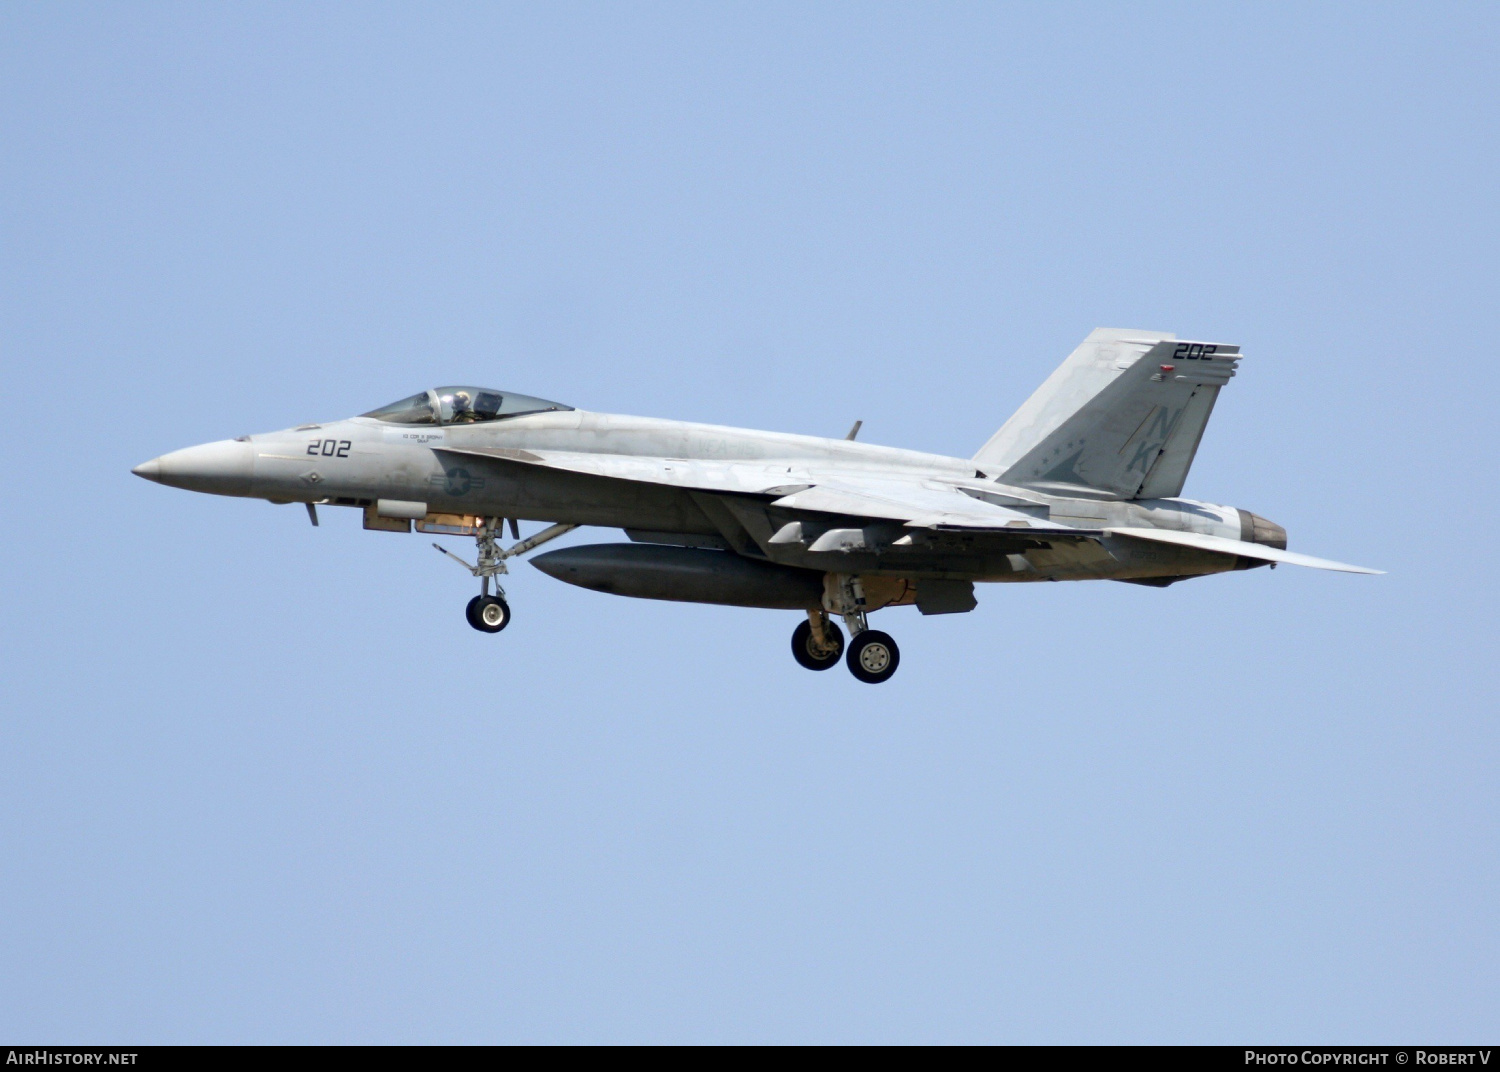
[974,328,1240,499]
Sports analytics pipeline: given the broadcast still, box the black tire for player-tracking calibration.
[846,629,900,684]
[467,595,510,633]
[791,618,844,671]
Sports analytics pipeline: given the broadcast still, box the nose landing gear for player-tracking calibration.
[434,518,577,633]
[466,594,510,633]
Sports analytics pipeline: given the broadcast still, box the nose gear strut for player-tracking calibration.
[433,519,578,633]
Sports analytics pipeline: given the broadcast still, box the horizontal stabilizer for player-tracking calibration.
[1105,527,1383,574]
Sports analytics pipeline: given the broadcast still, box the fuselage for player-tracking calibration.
[135,408,1280,586]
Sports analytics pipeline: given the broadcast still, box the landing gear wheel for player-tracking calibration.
[792,619,844,671]
[846,630,899,684]
[466,594,510,633]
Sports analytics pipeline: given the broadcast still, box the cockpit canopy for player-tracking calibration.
[362,386,572,426]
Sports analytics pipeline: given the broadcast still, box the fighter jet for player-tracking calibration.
[133,328,1379,683]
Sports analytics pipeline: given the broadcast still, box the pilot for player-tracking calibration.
[450,390,478,423]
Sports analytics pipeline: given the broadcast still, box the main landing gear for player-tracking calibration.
[434,518,577,634]
[792,616,844,670]
[846,629,899,685]
[793,574,901,684]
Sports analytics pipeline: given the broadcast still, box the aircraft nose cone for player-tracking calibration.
[131,459,163,482]
[146,439,255,496]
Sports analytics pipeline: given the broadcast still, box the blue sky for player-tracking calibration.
[2,2,1496,1042]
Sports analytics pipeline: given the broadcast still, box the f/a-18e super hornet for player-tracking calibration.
[133,329,1380,683]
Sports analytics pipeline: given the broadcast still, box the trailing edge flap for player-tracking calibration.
[1106,527,1383,574]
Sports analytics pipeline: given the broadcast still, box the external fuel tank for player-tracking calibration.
[531,543,823,609]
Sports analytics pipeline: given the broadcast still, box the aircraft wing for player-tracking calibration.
[438,444,1384,570]
[438,445,800,494]
[1105,527,1383,574]
[439,445,1096,537]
